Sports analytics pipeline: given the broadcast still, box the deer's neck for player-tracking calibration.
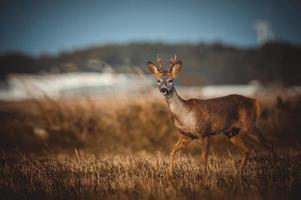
[165,87,188,115]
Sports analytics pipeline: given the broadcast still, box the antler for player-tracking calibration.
[156,54,163,70]
[170,55,177,66]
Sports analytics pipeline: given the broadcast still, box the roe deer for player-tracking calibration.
[147,55,276,181]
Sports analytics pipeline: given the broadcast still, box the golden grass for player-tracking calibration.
[1,151,300,199]
[1,93,300,153]
[0,93,301,199]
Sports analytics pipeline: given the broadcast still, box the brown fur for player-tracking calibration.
[176,94,257,137]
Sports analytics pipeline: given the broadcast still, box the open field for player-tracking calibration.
[1,152,301,200]
[0,92,301,199]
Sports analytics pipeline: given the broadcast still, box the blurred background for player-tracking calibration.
[1,2,301,198]
[0,0,301,100]
[0,0,301,153]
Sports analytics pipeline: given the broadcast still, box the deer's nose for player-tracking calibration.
[160,88,168,94]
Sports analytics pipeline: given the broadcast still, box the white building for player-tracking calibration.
[0,72,154,100]
[1,72,299,101]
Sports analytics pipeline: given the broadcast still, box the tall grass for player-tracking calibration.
[0,93,301,199]
[1,94,301,154]
[1,152,301,199]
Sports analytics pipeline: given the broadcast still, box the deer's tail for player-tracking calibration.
[253,99,261,119]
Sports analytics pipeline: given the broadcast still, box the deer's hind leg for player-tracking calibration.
[228,133,251,173]
[247,127,276,157]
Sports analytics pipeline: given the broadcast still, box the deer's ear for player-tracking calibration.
[168,61,182,79]
[147,61,163,78]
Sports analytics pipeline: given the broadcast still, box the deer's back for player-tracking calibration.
[181,94,258,136]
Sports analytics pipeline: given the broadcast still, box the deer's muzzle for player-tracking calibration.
[160,88,168,95]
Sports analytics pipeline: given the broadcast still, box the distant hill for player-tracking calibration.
[1,42,301,85]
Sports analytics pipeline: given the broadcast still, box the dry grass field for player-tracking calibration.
[0,92,301,199]
[1,152,301,200]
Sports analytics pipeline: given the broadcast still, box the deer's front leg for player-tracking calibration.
[168,135,192,181]
[198,137,210,174]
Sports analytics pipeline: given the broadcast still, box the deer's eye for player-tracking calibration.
[157,80,161,83]
[168,79,173,83]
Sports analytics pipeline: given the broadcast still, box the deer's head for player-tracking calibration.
[147,55,182,97]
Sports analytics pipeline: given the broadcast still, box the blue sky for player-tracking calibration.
[1,0,301,55]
